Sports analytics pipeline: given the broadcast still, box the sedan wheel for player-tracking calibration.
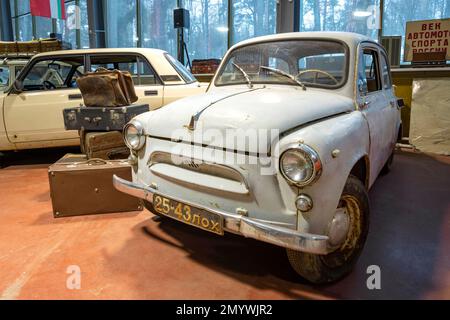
[286,175,370,284]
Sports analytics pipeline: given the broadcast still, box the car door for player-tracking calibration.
[88,54,163,110]
[379,49,401,151]
[3,55,85,147]
[357,44,394,185]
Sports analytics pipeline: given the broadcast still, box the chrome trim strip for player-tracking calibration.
[113,175,329,255]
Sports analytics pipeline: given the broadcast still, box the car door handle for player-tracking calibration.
[68,94,82,100]
[144,90,158,96]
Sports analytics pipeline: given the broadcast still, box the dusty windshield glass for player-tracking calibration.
[215,40,347,89]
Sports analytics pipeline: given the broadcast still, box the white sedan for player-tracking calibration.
[0,48,206,151]
[114,32,402,283]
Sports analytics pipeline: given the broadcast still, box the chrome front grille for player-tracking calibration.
[148,151,248,189]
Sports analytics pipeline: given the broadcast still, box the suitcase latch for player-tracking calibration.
[67,111,76,121]
[84,116,102,124]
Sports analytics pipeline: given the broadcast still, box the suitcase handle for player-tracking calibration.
[86,158,109,165]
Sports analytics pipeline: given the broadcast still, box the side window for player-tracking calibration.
[89,55,159,86]
[21,56,85,91]
[380,52,392,89]
[0,66,10,90]
[358,49,381,95]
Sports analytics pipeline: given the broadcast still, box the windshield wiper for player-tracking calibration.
[260,66,306,91]
[232,62,253,89]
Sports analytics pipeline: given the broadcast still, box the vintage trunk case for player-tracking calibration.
[63,104,149,131]
[48,154,142,218]
[83,131,129,160]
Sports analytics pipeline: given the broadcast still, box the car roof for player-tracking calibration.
[230,31,374,50]
[1,58,30,66]
[32,47,168,59]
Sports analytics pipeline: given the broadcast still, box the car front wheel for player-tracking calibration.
[286,175,370,284]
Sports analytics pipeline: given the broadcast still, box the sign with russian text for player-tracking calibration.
[404,18,449,62]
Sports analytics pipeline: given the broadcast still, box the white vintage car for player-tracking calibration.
[0,48,206,152]
[114,32,402,283]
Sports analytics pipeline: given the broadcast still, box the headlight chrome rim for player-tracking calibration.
[123,121,146,151]
[280,144,322,187]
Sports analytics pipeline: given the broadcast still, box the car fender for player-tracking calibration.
[273,110,370,235]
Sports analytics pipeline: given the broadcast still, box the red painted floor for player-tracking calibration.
[0,148,449,299]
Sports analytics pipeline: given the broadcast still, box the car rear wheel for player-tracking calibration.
[286,175,370,284]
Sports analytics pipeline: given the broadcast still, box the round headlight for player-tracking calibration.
[124,121,146,151]
[280,145,322,187]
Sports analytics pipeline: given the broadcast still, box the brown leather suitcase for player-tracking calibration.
[76,68,138,107]
[48,154,142,218]
[83,131,129,160]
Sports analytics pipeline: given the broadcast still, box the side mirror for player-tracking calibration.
[12,79,24,93]
[397,98,405,108]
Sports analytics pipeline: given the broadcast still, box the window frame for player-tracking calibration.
[86,53,163,86]
[16,54,87,92]
[358,43,383,96]
[379,49,393,90]
[214,37,350,90]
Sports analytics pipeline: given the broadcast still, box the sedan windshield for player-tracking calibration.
[215,40,347,89]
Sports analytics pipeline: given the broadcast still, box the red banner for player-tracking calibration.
[30,0,66,20]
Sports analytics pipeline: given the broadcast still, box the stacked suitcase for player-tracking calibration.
[48,154,142,218]
[64,104,149,161]
[50,70,149,217]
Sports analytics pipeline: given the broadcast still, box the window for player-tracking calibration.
[216,39,347,88]
[358,49,380,94]
[382,0,449,63]
[57,0,90,49]
[232,0,277,44]
[14,14,33,41]
[164,53,197,83]
[89,55,159,86]
[0,67,10,91]
[183,0,228,60]
[140,0,177,57]
[106,0,137,47]
[21,56,85,91]
[379,52,392,89]
[300,0,380,40]
[35,16,52,39]
[10,0,87,47]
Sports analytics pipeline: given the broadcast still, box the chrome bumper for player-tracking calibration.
[113,175,329,255]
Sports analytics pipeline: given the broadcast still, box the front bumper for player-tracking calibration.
[113,175,329,255]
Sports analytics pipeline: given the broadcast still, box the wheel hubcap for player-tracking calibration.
[328,207,350,247]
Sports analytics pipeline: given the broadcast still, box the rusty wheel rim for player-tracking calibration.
[321,195,363,269]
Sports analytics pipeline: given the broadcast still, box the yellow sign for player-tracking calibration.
[404,18,450,62]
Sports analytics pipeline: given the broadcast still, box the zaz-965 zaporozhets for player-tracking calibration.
[114,32,402,283]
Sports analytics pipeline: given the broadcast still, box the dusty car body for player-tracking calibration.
[0,48,206,151]
[114,32,402,283]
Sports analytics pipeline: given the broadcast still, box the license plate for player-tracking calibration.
[152,194,224,235]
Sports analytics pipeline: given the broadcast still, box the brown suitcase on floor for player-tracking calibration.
[48,154,142,218]
[84,131,130,160]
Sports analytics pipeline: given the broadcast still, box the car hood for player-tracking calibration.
[145,86,354,155]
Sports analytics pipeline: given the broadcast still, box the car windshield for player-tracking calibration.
[0,66,9,91]
[215,39,347,89]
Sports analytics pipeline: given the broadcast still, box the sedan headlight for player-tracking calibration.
[280,144,322,187]
[123,121,146,151]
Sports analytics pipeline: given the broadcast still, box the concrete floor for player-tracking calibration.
[0,148,449,300]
